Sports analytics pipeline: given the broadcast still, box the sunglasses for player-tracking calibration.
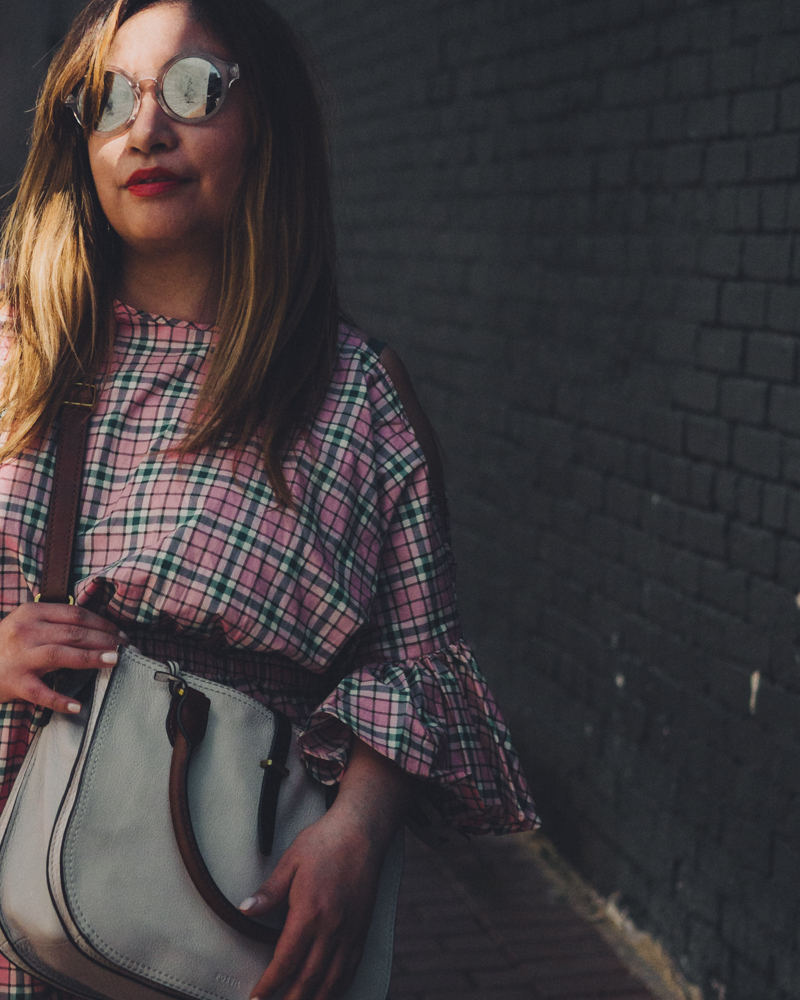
[66,51,240,137]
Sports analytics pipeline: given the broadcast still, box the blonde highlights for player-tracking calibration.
[0,0,339,505]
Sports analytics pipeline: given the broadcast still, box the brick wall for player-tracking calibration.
[0,0,86,196]
[270,2,799,998]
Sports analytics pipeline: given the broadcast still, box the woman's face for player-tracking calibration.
[87,2,249,258]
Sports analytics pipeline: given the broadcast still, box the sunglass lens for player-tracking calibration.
[96,72,136,133]
[163,57,223,120]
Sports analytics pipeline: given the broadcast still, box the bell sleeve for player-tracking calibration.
[297,449,539,837]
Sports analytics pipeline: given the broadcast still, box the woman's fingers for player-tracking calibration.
[239,853,295,916]
[242,861,325,1000]
[313,948,359,1000]
[286,935,361,1000]
[0,601,129,708]
[263,930,361,1000]
[250,917,314,1000]
[18,675,84,715]
[244,868,364,1000]
[241,860,300,998]
[32,643,120,672]
[27,621,125,651]
[14,644,119,713]
[3,603,126,656]
[16,602,126,643]
[279,936,343,1000]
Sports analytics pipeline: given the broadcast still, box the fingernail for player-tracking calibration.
[239,896,258,912]
[118,632,130,643]
[67,702,81,714]
[100,651,118,665]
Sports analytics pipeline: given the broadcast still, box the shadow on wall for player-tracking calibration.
[0,0,86,198]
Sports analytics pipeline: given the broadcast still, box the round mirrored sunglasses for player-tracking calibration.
[65,52,240,137]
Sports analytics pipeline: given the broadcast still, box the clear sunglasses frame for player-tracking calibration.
[65,51,240,138]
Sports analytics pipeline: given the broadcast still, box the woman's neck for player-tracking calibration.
[117,246,222,326]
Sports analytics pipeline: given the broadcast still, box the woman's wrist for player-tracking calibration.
[332,736,410,847]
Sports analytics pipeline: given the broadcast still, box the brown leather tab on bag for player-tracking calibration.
[175,686,210,746]
[257,711,293,855]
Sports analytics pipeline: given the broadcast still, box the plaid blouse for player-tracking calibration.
[0,303,537,999]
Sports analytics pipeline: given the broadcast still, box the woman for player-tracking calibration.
[0,1,538,999]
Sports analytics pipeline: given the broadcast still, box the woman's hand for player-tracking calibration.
[0,602,127,712]
[240,739,410,1000]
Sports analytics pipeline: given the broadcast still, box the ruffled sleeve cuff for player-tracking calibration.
[297,639,540,837]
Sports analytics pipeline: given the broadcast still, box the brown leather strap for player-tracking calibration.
[39,384,96,603]
[258,710,292,855]
[167,683,280,944]
[374,345,448,517]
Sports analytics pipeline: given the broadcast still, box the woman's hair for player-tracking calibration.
[0,0,339,505]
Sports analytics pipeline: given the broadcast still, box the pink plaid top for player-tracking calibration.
[0,302,537,841]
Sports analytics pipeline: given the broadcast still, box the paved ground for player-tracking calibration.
[387,832,668,1000]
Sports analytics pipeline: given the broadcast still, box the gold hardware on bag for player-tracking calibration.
[260,759,290,779]
[35,594,75,604]
[64,383,96,409]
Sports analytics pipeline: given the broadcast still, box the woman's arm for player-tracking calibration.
[241,737,410,1000]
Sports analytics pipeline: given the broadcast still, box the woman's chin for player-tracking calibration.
[118,225,222,259]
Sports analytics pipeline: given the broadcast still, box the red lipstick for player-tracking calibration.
[125,167,188,197]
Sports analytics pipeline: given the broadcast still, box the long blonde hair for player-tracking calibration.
[0,0,339,505]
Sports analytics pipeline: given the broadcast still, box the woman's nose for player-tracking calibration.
[126,82,176,153]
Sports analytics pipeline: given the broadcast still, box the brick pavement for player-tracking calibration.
[388,832,666,1000]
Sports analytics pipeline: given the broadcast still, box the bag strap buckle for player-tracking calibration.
[260,758,290,779]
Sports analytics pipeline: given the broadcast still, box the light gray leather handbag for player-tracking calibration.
[0,387,403,1000]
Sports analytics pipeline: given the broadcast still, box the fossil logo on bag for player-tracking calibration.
[215,973,242,988]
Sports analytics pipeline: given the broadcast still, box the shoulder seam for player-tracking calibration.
[373,346,448,517]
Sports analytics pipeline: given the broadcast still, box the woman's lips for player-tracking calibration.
[128,179,184,197]
[125,167,189,197]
